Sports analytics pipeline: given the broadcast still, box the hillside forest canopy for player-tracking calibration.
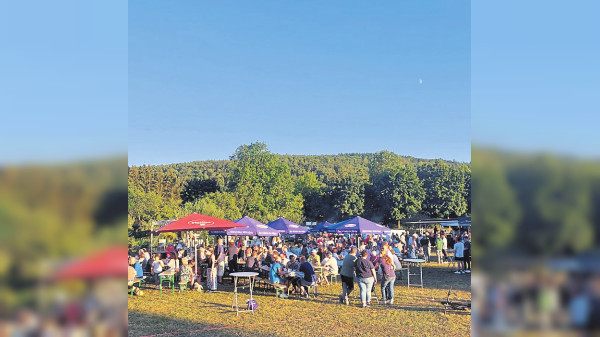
[128,143,471,246]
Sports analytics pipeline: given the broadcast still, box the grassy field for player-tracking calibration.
[128,263,471,337]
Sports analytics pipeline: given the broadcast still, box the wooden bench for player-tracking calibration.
[178,281,188,293]
[298,282,318,299]
[270,283,287,297]
[128,277,146,295]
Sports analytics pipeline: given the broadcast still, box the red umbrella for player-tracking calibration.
[153,213,246,233]
[54,246,127,280]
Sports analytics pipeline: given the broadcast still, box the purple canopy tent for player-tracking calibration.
[326,216,391,235]
[326,216,391,246]
[209,216,280,237]
[309,221,333,233]
[265,217,309,235]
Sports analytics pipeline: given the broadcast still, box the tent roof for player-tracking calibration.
[309,221,333,233]
[265,217,309,235]
[54,246,127,280]
[326,216,391,235]
[154,213,246,233]
[210,216,280,236]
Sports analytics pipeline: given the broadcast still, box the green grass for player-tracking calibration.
[128,263,471,337]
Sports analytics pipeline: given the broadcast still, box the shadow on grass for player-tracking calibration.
[128,311,276,337]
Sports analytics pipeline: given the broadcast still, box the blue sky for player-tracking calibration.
[129,1,471,166]
[2,1,598,166]
[0,0,127,164]
[472,1,600,158]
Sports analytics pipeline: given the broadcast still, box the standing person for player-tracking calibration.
[227,241,239,277]
[420,233,430,262]
[436,234,444,264]
[213,238,225,285]
[408,240,417,259]
[442,231,448,262]
[237,243,246,261]
[379,253,396,304]
[463,235,471,273]
[355,250,377,308]
[453,236,465,274]
[339,247,358,305]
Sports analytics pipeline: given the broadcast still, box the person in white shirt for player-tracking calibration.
[453,236,465,274]
[281,254,290,267]
[321,251,339,286]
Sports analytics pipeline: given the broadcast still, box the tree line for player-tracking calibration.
[472,147,600,263]
[128,143,471,244]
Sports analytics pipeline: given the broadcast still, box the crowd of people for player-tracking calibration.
[128,228,471,307]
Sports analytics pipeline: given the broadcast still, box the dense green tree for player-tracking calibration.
[417,160,468,218]
[181,191,241,221]
[373,166,425,226]
[471,151,520,261]
[369,150,404,178]
[180,178,220,204]
[294,172,326,221]
[228,143,305,223]
[325,177,365,219]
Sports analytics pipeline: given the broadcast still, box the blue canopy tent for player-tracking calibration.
[265,217,309,235]
[309,221,333,233]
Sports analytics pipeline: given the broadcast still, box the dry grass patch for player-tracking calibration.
[129,263,470,337]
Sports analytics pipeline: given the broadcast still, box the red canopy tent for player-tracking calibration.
[153,213,245,233]
[54,246,127,280]
[153,213,246,270]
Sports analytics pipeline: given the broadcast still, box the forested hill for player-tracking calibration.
[128,145,470,239]
[138,152,468,186]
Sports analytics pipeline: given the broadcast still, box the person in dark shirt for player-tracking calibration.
[227,241,239,276]
[298,256,317,298]
[264,248,275,267]
[463,236,471,273]
[300,244,309,258]
[339,247,358,305]
[237,244,246,261]
[317,246,324,262]
[355,250,377,308]
[420,234,430,262]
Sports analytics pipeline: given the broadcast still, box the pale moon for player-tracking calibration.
[419,79,423,84]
